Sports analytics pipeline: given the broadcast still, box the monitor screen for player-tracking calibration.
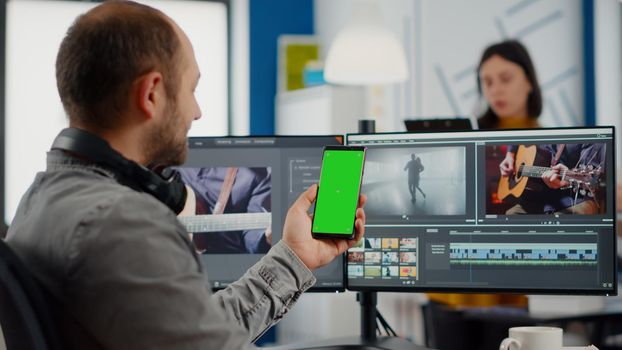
[404,118,473,132]
[178,135,344,291]
[346,127,617,295]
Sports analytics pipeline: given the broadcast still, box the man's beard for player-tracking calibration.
[142,98,188,167]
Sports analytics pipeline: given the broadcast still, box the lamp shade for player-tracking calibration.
[324,1,409,85]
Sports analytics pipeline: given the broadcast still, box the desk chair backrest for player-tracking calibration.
[0,239,63,350]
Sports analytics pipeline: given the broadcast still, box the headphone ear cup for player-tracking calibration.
[51,128,188,214]
[152,169,188,215]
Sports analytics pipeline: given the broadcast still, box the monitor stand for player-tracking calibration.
[268,291,432,350]
[267,120,433,349]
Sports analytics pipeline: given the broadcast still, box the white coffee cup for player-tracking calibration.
[499,326,563,350]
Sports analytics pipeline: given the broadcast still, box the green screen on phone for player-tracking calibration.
[313,148,365,236]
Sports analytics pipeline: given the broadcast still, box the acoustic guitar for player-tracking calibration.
[497,145,601,201]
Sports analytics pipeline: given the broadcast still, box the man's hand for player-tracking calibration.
[265,225,272,246]
[178,185,197,217]
[542,163,570,189]
[282,184,366,271]
[499,152,515,177]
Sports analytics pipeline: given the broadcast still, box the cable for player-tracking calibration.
[375,312,391,336]
[379,315,391,336]
[376,308,398,337]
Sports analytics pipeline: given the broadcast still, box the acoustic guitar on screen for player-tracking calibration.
[497,145,602,202]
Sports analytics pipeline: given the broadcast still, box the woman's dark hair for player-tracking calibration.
[476,40,542,129]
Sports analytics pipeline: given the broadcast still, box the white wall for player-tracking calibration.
[315,0,585,130]
[231,0,250,136]
[4,0,230,223]
[595,0,622,169]
[278,292,360,344]
[277,291,428,346]
[418,0,584,127]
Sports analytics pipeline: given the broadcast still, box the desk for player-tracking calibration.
[423,300,622,350]
[423,301,523,350]
[266,336,434,350]
[463,307,622,349]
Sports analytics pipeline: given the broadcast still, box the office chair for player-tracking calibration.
[0,239,63,350]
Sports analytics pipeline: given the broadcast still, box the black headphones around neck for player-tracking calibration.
[51,127,188,214]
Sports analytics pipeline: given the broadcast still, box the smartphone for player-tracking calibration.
[312,145,366,239]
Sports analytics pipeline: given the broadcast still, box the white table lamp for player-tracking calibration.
[324,1,408,85]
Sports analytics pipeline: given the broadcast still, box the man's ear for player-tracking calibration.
[135,72,164,120]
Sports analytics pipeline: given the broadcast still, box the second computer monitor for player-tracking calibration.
[346,127,616,295]
[178,135,344,291]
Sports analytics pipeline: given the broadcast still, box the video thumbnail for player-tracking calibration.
[382,252,399,264]
[365,266,381,277]
[484,143,607,215]
[350,239,364,252]
[348,265,364,277]
[399,238,418,250]
[400,266,417,277]
[382,266,399,277]
[178,167,272,254]
[362,146,466,219]
[382,238,399,249]
[348,251,364,264]
[399,252,417,264]
[365,252,382,264]
[365,238,381,250]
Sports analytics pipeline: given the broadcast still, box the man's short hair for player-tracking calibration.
[56,0,182,129]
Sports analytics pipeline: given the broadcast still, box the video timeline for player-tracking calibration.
[449,243,597,266]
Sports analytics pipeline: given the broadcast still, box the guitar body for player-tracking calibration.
[497,145,551,201]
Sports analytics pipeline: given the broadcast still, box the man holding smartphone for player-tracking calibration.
[5,1,366,349]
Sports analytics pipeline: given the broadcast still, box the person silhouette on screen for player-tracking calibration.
[404,153,426,204]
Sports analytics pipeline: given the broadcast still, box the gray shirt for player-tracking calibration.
[6,150,316,349]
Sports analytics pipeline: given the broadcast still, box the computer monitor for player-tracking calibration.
[346,127,617,295]
[178,135,344,292]
[404,118,473,132]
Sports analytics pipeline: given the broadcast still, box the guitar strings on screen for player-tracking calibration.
[177,166,273,254]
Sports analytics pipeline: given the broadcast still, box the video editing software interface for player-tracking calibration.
[179,136,344,291]
[346,128,616,294]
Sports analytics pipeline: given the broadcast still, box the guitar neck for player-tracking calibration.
[519,165,550,178]
[519,165,578,178]
[178,212,272,233]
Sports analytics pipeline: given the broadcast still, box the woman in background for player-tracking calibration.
[476,39,542,129]
[426,39,542,350]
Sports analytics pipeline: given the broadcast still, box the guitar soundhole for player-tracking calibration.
[515,163,525,181]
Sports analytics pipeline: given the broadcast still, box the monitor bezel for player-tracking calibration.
[185,134,346,293]
[344,126,617,296]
